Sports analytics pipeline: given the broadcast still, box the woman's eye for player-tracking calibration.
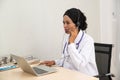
[66,22,70,25]
[63,21,70,25]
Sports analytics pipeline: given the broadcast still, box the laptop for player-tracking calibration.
[11,54,57,76]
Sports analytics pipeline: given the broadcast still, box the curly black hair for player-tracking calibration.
[63,8,87,31]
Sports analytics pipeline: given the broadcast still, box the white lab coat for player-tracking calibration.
[55,30,98,76]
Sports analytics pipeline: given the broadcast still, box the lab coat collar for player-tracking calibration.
[74,30,83,44]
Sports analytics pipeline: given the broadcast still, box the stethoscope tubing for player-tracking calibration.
[62,31,84,67]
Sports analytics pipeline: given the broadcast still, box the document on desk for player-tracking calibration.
[0,65,16,71]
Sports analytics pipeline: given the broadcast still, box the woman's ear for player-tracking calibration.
[76,21,80,27]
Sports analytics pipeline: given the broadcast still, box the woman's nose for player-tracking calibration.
[64,23,67,28]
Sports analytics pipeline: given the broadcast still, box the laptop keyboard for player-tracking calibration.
[33,67,48,74]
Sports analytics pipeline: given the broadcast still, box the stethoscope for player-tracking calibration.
[62,31,84,66]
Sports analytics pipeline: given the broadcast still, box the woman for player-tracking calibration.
[41,8,98,76]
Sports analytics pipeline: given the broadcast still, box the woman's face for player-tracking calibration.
[63,15,77,34]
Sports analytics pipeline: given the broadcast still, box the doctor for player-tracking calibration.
[41,8,98,76]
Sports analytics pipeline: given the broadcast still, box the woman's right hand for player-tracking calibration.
[40,60,55,66]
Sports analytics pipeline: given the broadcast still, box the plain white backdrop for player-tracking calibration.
[0,0,100,59]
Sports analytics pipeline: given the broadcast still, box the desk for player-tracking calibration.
[0,66,98,80]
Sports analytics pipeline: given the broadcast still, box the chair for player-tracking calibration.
[94,42,115,80]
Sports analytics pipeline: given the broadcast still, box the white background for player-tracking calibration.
[0,0,100,59]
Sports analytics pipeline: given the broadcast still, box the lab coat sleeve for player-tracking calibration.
[54,55,64,67]
[68,40,94,70]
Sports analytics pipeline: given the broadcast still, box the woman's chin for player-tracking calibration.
[65,32,70,34]
[65,31,70,34]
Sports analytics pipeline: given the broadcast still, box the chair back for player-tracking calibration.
[94,43,112,80]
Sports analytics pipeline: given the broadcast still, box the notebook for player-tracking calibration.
[11,54,57,76]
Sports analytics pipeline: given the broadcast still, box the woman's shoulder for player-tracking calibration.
[84,33,94,42]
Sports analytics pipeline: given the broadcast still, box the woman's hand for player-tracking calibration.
[40,60,55,66]
[68,27,78,44]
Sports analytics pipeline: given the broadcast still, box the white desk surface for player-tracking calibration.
[0,66,98,80]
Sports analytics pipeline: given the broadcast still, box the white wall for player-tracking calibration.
[100,0,120,80]
[0,0,100,60]
[100,0,117,44]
